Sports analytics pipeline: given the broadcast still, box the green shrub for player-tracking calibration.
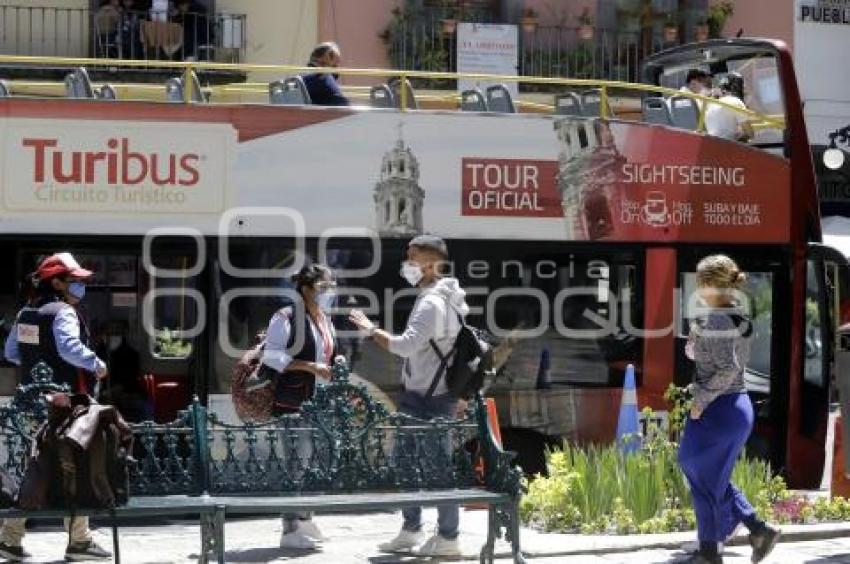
[520,384,850,534]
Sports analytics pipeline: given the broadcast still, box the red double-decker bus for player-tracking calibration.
[0,38,847,488]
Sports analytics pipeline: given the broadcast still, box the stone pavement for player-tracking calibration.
[8,508,850,563]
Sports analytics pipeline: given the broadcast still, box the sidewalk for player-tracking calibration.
[12,507,850,563]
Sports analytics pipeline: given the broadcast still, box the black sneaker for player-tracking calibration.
[64,540,111,562]
[0,542,30,562]
[749,524,781,563]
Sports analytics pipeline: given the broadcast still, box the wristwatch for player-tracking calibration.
[367,325,378,337]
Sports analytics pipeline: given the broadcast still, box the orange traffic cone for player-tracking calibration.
[466,398,502,510]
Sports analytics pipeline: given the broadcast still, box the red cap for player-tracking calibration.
[36,253,94,281]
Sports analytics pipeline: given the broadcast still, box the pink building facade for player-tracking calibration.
[713,0,794,51]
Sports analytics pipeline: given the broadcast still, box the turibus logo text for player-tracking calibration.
[22,137,201,187]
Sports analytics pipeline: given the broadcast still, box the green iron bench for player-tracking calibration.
[0,358,525,563]
[0,362,224,563]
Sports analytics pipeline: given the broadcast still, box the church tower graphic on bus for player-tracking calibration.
[373,125,425,237]
[554,118,624,240]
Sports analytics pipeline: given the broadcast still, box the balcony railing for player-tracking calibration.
[0,5,246,63]
[384,13,677,85]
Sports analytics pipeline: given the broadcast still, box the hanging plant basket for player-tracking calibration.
[694,24,709,42]
[578,24,595,41]
[663,25,678,43]
[440,18,457,35]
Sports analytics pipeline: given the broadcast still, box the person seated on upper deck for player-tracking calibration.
[302,42,350,107]
[705,72,754,143]
[678,68,712,109]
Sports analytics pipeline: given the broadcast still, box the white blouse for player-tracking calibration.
[260,308,335,372]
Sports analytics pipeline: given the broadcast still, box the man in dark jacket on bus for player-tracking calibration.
[302,42,350,106]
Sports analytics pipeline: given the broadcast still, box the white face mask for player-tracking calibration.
[316,290,336,312]
[400,261,423,286]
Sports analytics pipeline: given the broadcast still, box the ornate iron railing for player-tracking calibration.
[382,9,682,83]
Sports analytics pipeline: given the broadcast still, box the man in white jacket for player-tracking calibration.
[349,234,468,557]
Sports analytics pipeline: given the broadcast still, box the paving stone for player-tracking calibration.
[7,510,850,562]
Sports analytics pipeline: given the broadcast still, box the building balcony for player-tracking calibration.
[0,4,246,83]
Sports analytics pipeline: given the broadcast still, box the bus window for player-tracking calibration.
[449,248,643,388]
[0,243,19,393]
[726,56,786,146]
[804,263,824,387]
[801,260,830,438]
[147,258,198,360]
[680,270,775,400]
[213,237,378,394]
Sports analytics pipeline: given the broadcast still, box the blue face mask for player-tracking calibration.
[68,282,86,300]
[316,290,335,312]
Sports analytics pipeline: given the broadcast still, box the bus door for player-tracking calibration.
[675,248,789,474]
[806,243,850,488]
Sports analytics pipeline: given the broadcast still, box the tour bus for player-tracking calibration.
[0,38,847,489]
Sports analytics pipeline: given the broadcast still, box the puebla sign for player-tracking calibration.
[800,0,850,24]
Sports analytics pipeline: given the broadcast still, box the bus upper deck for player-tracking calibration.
[0,40,785,126]
[0,38,846,489]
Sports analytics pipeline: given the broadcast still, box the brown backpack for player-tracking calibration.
[230,334,276,423]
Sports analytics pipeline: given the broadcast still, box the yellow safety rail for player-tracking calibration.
[0,55,786,131]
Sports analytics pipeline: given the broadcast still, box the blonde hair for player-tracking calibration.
[696,254,746,290]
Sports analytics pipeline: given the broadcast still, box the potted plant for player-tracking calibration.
[520,7,539,33]
[440,0,458,35]
[663,14,678,43]
[440,10,459,34]
[694,19,709,42]
[576,8,594,41]
[440,16,457,34]
[707,0,734,38]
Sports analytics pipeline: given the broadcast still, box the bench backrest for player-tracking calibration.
[0,359,521,499]
[203,376,479,494]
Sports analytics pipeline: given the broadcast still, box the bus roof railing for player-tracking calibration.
[0,54,786,131]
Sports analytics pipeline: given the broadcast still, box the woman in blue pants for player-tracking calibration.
[678,255,780,564]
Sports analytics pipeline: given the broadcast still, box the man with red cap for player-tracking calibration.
[1,252,111,561]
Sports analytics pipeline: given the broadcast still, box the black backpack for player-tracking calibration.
[426,310,495,400]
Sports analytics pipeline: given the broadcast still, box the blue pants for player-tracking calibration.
[678,392,757,543]
[397,391,460,539]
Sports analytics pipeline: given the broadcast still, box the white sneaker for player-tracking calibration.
[279,531,318,550]
[296,519,326,542]
[377,529,424,553]
[413,533,461,557]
